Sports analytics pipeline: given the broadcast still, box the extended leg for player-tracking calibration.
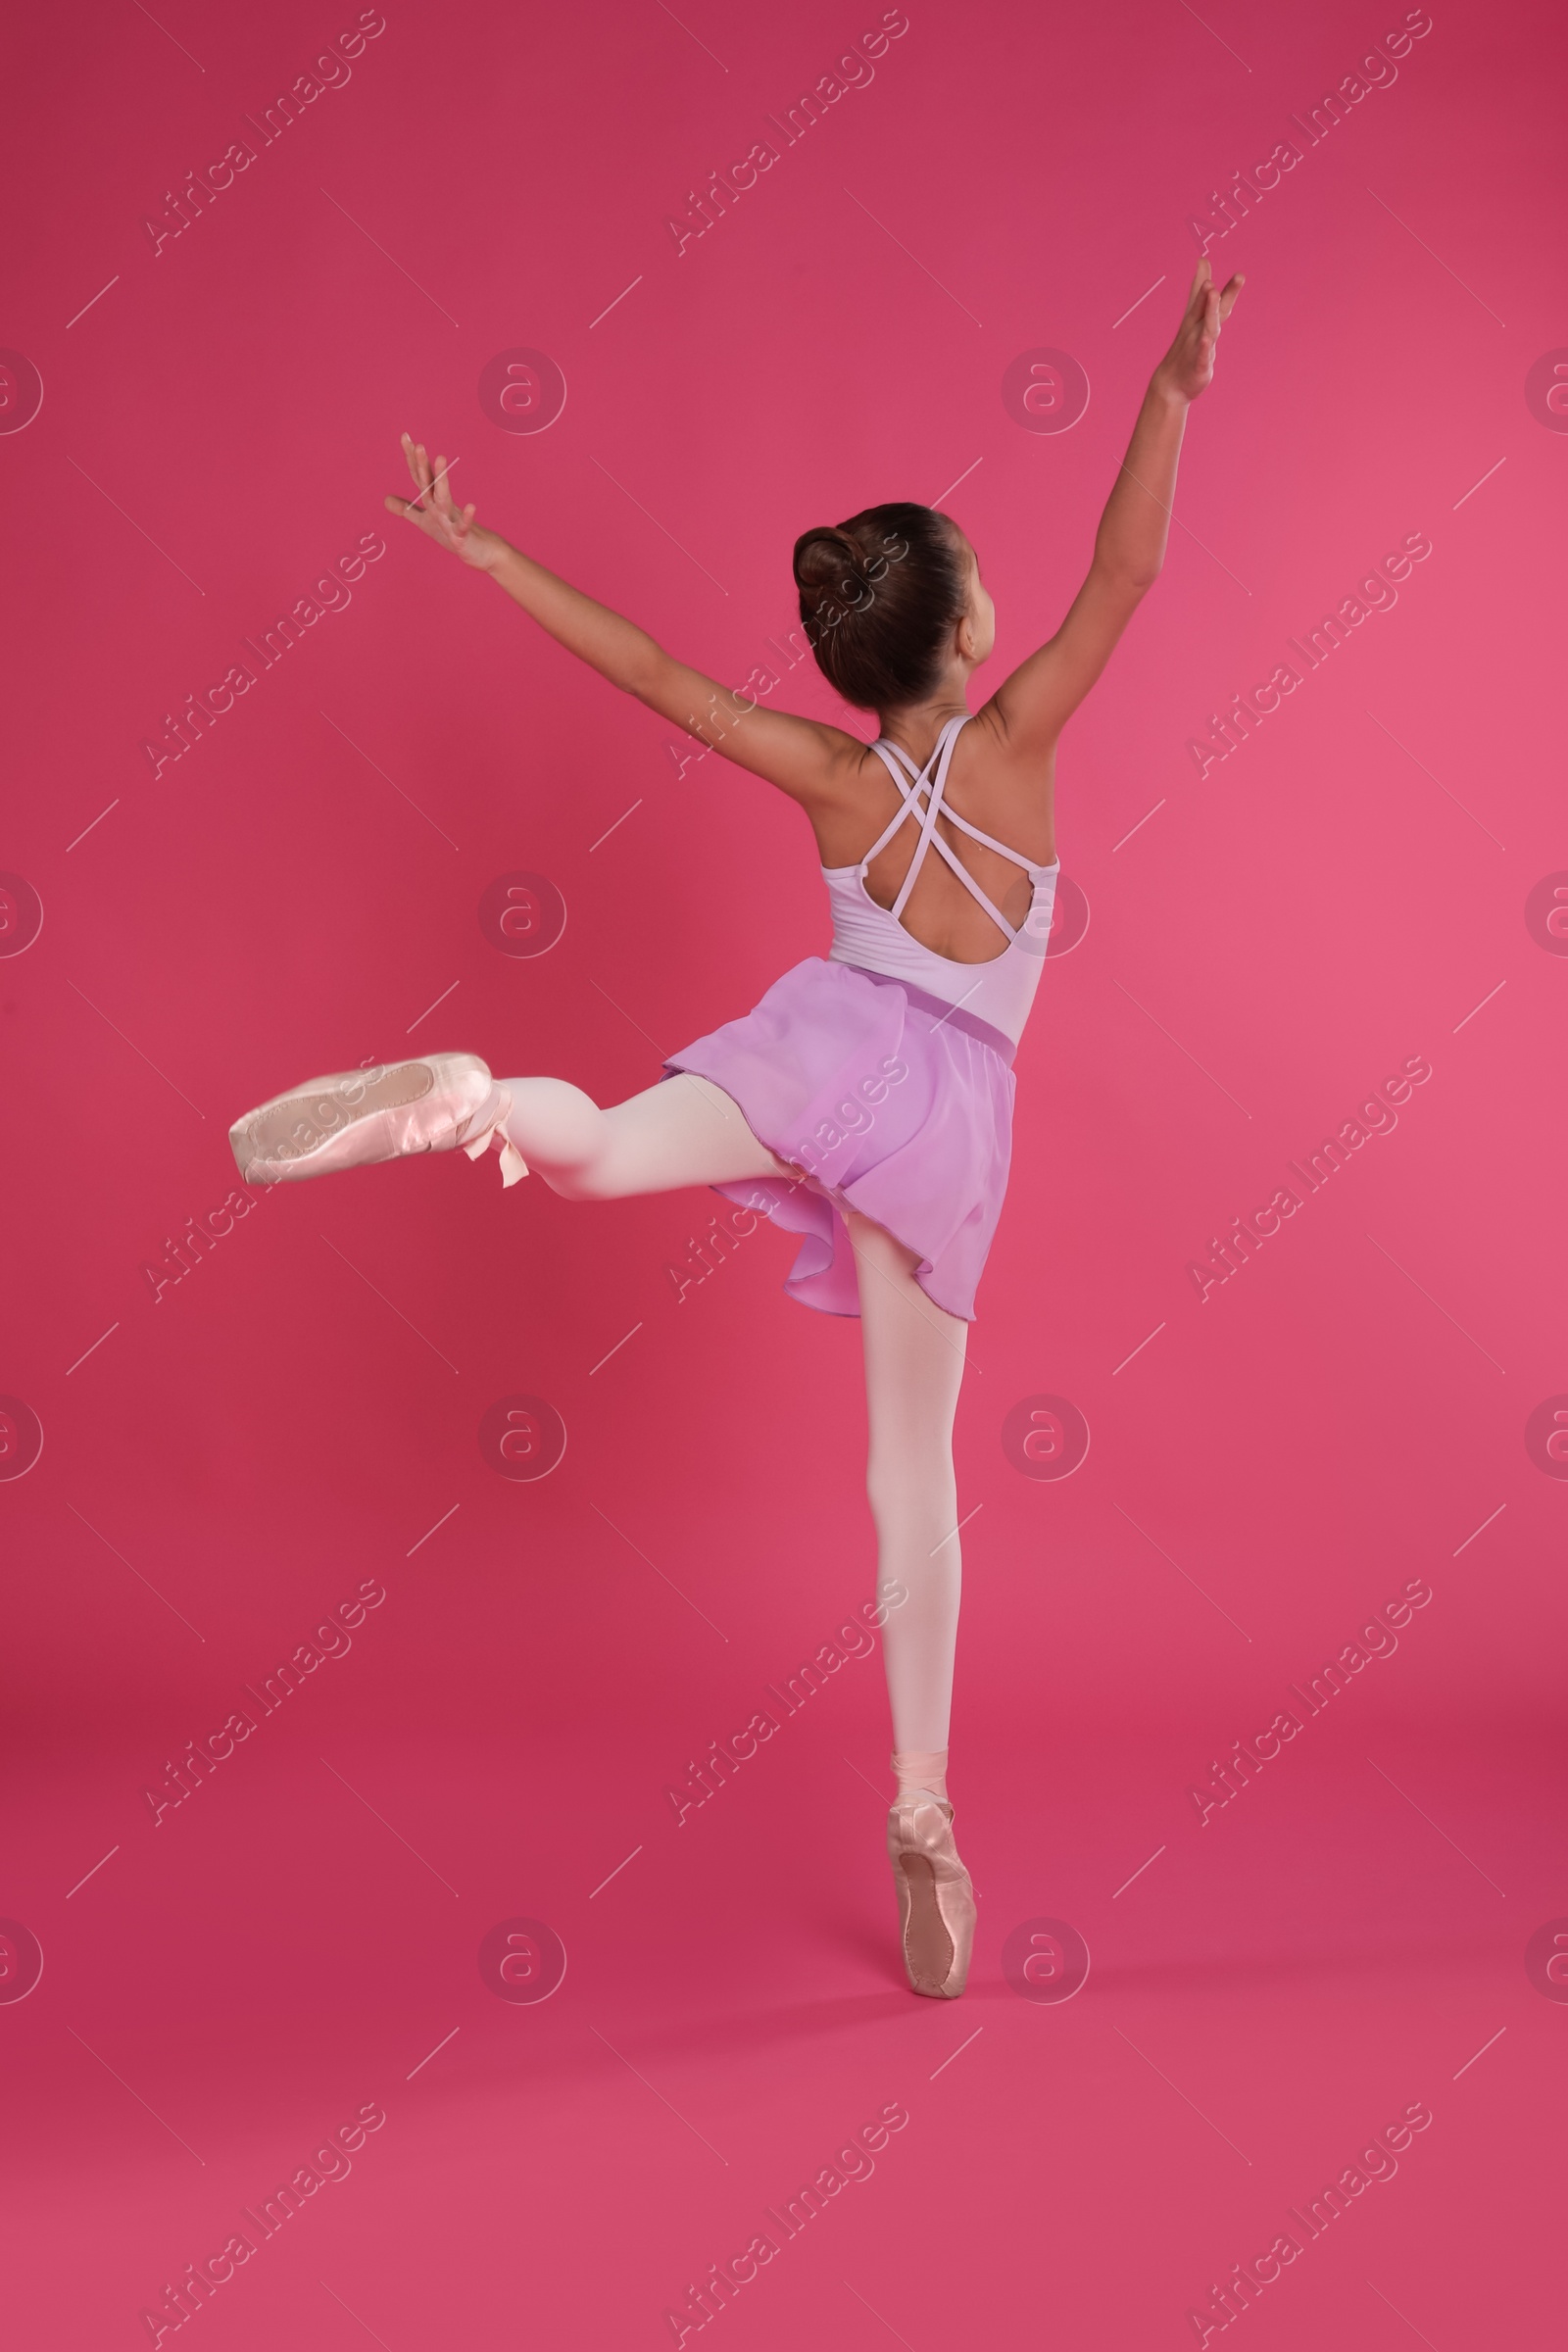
[496,1070,790,1200]
[849,1209,969,1794]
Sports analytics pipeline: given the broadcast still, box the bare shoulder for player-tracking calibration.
[959,702,1059,858]
[699,692,870,812]
[970,688,1057,767]
[804,728,905,866]
[964,700,1058,804]
[808,717,886,803]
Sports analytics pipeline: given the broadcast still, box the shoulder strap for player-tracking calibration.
[879,728,1054,881]
[889,717,965,920]
[865,714,1031,942]
[861,720,952,869]
[930,800,1055,882]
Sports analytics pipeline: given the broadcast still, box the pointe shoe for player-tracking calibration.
[887,1795,976,1999]
[228,1053,527,1187]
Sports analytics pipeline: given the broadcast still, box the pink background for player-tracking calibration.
[3,0,1564,2343]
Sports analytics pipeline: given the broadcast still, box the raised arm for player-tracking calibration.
[987,260,1245,754]
[385,438,860,808]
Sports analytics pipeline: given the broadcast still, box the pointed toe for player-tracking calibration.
[887,1797,975,1998]
[227,1054,521,1185]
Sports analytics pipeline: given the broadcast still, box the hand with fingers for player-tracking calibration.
[385,434,508,571]
[1156,259,1246,402]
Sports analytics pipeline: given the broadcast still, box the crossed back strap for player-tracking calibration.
[863,713,1043,944]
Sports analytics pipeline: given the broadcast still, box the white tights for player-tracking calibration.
[498,1072,967,1774]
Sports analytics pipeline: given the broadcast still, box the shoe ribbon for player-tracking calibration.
[460,1090,529,1188]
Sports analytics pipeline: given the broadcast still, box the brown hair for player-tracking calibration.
[792,502,968,710]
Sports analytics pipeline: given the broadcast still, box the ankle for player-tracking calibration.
[891,1747,949,1806]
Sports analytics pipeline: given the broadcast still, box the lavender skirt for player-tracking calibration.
[664,956,1016,1322]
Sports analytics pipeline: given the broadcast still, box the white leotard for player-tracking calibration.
[823,712,1059,1047]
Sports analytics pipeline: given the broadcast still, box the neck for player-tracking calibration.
[876,687,972,754]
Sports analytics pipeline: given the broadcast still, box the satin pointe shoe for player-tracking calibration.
[887,1796,976,1999]
[228,1053,527,1187]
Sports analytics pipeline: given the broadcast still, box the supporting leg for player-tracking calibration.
[848,1209,969,1798]
[495,1070,790,1200]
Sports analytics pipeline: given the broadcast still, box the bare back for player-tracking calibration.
[809,706,1056,967]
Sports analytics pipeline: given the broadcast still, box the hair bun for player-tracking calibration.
[790,500,965,711]
[793,525,871,607]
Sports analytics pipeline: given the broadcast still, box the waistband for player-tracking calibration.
[843,963,1017,1065]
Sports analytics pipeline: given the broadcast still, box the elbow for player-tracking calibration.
[618,643,667,704]
[1093,554,1161,601]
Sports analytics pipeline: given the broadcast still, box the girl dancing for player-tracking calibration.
[230,260,1244,1998]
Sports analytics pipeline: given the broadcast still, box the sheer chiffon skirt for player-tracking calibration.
[664,956,1016,1322]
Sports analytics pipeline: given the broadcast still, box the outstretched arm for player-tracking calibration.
[385,439,859,808]
[987,260,1245,754]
